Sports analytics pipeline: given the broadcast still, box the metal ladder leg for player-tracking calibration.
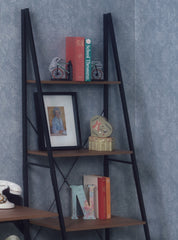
[23,8,67,240]
[107,13,151,240]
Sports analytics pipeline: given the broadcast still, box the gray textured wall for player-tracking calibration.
[135,1,178,239]
[0,0,177,239]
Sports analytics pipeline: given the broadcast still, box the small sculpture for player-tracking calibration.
[90,115,112,138]
[89,116,114,151]
[49,57,72,80]
[91,61,103,80]
[70,185,96,220]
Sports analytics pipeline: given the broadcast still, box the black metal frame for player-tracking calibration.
[22,8,151,240]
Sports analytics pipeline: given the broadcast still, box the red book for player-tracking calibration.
[66,37,85,81]
[98,177,106,219]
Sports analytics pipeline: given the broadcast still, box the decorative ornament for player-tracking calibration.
[70,185,96,220]
[90,115,112,138]
[91,61,103,80]
[49,57,72,80]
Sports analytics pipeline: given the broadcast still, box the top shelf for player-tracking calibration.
[27,80,121,85]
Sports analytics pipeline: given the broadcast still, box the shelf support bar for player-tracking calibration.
[21,9,31,240]
[24,8,67,240]
[103,12,109,179]
[27,116,39,135]
[108,158,132,165]
[103,13,110,240]
[28,162,50,168]
[107,13,151,240]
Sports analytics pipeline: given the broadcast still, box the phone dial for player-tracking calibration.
[0,181,22,209]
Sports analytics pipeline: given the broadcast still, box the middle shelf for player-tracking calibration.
[28,149,133,158]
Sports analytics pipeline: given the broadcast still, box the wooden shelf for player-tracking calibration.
[28,149,133,158]
[0,206,58,222]
[30,216,145,232]
[27,80,121,85]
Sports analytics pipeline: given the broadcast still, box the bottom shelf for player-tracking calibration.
[30,216,145,232]
[0,206,58,222]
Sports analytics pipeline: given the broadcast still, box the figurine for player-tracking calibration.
[90,115,112,138]
[91,61,103,80]
[89,116,114,151]
[49,57,72,80]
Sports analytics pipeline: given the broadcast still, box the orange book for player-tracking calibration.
[66,37,85,81]
[105,177,111,219]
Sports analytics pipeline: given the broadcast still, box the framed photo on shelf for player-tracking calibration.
[34,92,81,150]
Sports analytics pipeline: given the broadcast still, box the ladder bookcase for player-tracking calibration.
[21,8,151,240]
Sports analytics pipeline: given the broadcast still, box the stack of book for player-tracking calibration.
[66,37,92,82]
[83,175,111,220]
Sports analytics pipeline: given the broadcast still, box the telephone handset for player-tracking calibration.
[0,181,22,209]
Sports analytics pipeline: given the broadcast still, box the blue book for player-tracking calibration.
[85,39,92,81]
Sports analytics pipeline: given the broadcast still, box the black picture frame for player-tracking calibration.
[34,92,81,150]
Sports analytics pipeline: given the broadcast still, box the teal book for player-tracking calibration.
[85,39,92,81]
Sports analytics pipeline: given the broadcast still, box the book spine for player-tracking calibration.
[105,177,111,219]
[66,37,85,81]
[85,39,92,82]
[98,177,106,219]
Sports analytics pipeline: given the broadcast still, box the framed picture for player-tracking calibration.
[34,92,81,150]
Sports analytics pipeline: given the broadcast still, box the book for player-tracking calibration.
[83,175,111,220]
[85,39,92,81]
[105,177,111,219]
[98,177,106,219]
[66,37,85,81]
[83,175,100,218]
